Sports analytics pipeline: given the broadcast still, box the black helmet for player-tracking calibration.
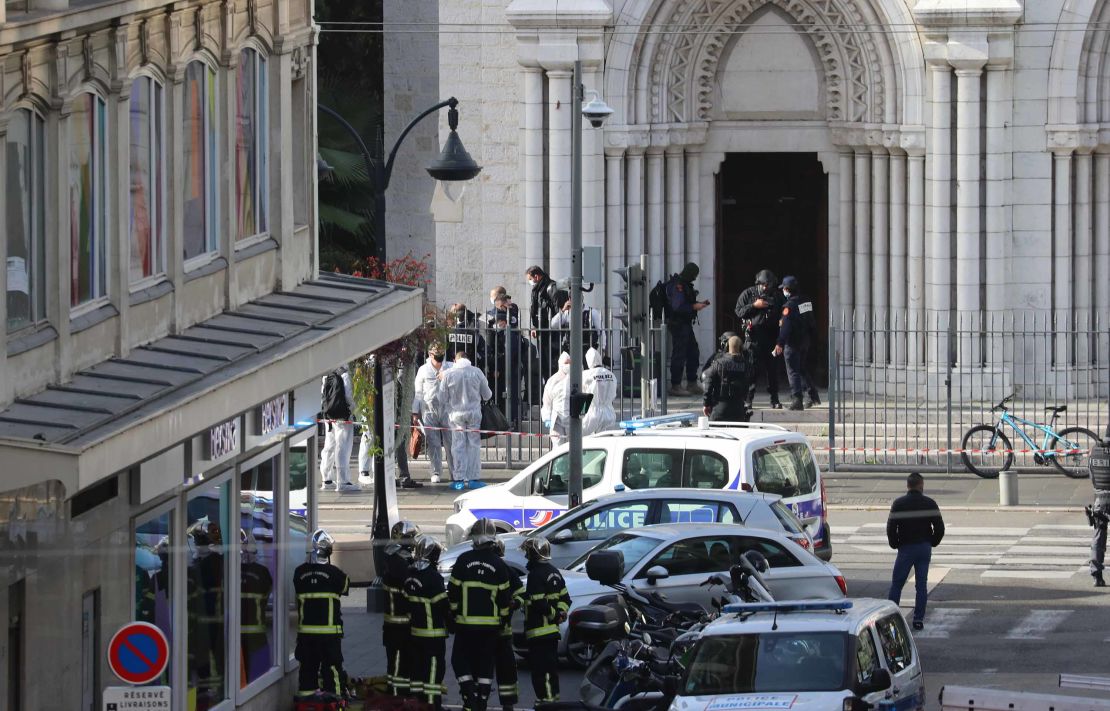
[520,537,552,562]
[718,331,738,351]
[755,269,778,288]
[391,520,422,548]
[311,529,335,562]
[413,535,443,569]
[469,517,499,548]
[493,538,506,557]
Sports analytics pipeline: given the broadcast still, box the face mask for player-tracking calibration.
[495,323,506,331]
[783,290,792,298]
[560,362,570,374]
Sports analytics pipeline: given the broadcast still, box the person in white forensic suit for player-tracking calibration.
[581,347,618,436]
[541,352,572,449]
[320,365,358,492]
[411,344,453,485]
[439,351,492,490]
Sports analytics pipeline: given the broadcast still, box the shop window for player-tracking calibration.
[5,107,46,332]
[183,60,219,262]
[70,92,109,307]
[239,455,279,687]
[287,442,311,662]
[134,510,173,684]
[129,76,166,282]
[186,479,230,710]
[235,48,268,240]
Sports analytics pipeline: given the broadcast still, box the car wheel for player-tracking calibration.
[563,631,602,670]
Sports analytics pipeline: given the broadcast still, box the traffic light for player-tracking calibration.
[613,263,647,331]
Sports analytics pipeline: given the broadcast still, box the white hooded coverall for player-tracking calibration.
[320,369,355,487]
[581,347,618,435]
[411,358,453,479]
[439,357,492,482]
[541,352,572,448]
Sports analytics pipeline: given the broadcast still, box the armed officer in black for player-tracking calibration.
[448,518,515,711]
[293,529,350,701]
[1088,433,1110,587]
[520,537,570,703]
[404,535,452,709]
[383,520,421,696]
[734,269,785,409]
[772,276,820,411]
[701,335,754,422]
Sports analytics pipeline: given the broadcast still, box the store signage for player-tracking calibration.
[103,685,170,710]
[106,622,169,685]
[207,419,239,460]
[260,395,288,436]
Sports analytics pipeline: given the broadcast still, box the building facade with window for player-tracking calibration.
[429,0,1110,398]
[0,1,423,710]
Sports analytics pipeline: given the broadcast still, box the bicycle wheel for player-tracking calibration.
[960,425,1013,478]
[1049,427,1099,479]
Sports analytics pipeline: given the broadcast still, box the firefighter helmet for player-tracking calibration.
[520,536,552,562]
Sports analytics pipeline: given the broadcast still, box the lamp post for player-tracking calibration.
[567,61,612,509]
[317,98,480,592]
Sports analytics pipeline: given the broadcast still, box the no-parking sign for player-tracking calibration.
[107,622,169,685]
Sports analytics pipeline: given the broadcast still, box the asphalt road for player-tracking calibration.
[334,507,1107,710]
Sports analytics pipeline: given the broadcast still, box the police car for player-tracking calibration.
[675,599,925,711]
[445,414,832,560]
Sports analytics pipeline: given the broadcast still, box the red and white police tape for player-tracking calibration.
[317,419,1085,456]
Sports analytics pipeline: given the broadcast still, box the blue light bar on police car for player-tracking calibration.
[722,600,854,615]
[618,412,698,433]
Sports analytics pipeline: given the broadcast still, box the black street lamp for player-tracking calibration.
[317,98,480,601]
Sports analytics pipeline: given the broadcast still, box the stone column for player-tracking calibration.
[522,68,545,270]
[926,62,952,366]
[954,63,985,367]
[605,148,625,316]
[838,150,854,321]
[646,148,665,283]
[665,147,685,276]
[685,149,701,269]
[871,147,889,364]
[1053,149,1073,367]
[547,69,572,281]
[853,148,871,359]
[889,149,907,365]
[906,148,926,365]
[1095,152,1110,364]
[985,63,1012,366]
[113,78,132,356]
[0,117,8,402]
[1074,149,1093,364]
[626,147,645,257]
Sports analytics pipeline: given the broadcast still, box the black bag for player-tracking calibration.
[479,401,511,440]
[322,371,351,420]
[649,278,673,321]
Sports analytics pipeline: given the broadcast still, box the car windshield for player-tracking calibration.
[568,532,661,571]
[684,632,849,695]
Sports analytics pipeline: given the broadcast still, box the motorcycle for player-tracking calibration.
[573,550,775,710]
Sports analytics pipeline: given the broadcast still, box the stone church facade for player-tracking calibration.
[431,0,1110,394]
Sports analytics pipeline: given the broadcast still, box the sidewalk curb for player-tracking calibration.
[320,503,1086,513]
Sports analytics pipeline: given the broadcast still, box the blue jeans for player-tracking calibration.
[888,541,932,622]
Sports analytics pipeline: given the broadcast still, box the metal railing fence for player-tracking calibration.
[828,310,1110,472]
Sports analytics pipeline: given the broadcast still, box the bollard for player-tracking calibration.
[999,469,1019,506]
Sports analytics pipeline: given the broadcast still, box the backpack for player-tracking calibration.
[322,371,351,420]
[649,278,674,321]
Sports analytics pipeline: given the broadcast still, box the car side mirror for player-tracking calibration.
[858,669,892,696]
[645,565,670,584]
[550,529,573,545]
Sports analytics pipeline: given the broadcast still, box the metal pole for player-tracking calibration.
[640,253,650,419]
[568,60,585,509]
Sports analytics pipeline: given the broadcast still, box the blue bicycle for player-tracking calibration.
[960,395,1099,479]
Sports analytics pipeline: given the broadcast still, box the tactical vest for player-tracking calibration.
[1091,439,1110,491]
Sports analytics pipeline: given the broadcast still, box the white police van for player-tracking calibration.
[445,414,831,559]
[674,599,925,711]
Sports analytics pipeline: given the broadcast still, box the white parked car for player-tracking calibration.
[437,488,814,575]
[674,599,925,711]
[446,414,832,559]
[520,523,846,660]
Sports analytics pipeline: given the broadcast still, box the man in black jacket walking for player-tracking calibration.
[886,473,945,630]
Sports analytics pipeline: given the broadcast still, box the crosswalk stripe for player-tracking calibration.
[911,607,976,639]
[1003,610,1072,639]
[981,570,1077,580]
